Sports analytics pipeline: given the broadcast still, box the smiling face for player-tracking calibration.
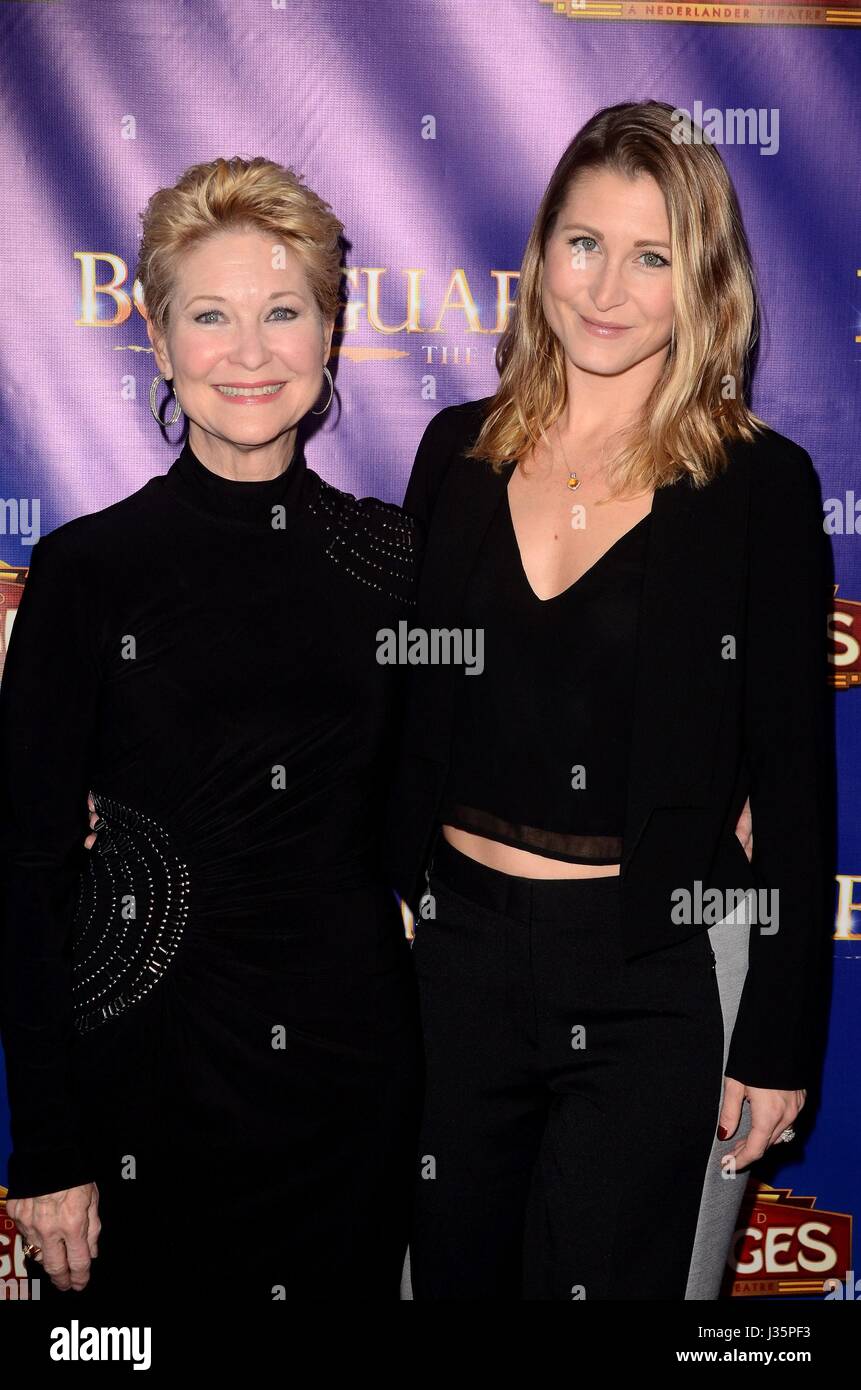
[147,228,334,455]
[541,167,675,379]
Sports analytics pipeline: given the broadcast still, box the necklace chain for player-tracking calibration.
[554,421,592,492]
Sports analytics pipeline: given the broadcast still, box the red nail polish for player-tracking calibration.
[717,1125,728,1140]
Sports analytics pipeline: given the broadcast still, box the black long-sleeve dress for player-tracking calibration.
[0,434,422,1302]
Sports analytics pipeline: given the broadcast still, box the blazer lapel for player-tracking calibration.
[621,446,751,871]
[417,455,513,621]
[406,455,512,763]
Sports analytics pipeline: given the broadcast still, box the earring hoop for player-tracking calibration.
[149,372,182,426]
[311,365,334,416]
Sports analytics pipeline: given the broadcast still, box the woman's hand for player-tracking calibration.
[723,801,803,1165]
[7,1181,100,1291]
[734,795,753,862]
[717,1077,805,1170]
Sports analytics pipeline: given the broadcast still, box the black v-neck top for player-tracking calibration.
[439,488,652,864]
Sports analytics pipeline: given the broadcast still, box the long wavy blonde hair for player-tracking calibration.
[465,100,770,494]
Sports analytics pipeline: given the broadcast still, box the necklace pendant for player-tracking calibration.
[567,474,580,491]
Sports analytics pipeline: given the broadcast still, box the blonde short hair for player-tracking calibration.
[137,155,344,337]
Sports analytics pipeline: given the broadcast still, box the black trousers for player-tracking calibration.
[410,835,726,1300]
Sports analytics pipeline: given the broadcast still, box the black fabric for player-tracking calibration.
[410,836,725,1300]
[440,480,650,864]
[0,434,423,1298]
[384,397,835,1091]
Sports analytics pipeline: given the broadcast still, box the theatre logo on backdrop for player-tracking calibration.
[728,1181,853,1300]
[536,0,859,32]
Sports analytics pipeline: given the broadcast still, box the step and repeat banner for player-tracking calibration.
[0,0,858,1305]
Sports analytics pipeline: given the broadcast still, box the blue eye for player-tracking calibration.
[193,305,299,324]
[566,236,669,268]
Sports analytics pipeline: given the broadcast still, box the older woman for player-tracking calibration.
[0,156,422,1303]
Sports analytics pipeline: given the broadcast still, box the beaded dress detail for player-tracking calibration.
[307,481,419,606]
[71,791,190,1033]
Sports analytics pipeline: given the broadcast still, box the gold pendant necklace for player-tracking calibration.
[556,421,581,490]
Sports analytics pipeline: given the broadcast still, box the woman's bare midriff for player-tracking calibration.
[441,825,621,878]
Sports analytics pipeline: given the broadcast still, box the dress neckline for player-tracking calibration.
[163,434,308,529]
[505,487,652,604]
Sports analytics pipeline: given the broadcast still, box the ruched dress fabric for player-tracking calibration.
[0,436,422,1305]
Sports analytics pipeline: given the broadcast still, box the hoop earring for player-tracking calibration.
[311,365,334,416]
[149,372,183,426]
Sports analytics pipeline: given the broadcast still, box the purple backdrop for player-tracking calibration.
[0,0,858,1302]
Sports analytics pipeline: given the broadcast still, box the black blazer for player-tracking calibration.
[383,397,835,1092]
